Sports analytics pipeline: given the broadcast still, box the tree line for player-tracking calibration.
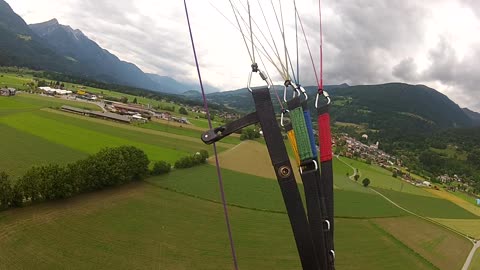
[0,147,212,210]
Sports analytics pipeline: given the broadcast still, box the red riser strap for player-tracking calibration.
[318,112,332,162]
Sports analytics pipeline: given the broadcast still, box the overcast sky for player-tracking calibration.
[7,0,480,111]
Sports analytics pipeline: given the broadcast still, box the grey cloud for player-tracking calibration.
[392,57,418,81]
[419,38,480,110]
[63,0,198,85]
[300,0,428,86]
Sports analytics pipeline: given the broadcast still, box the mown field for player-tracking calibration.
[150,165,405,218]
[373,216,471,270]
[470,249,480,270]
[0,94,235,178]
[0,169,436,270]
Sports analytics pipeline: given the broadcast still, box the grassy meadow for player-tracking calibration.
[470,250,480,270]
[0,94,235,178]
[0,169,436,270]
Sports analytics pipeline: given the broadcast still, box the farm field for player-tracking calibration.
[151,164,405,218]
[374,188,479,219]
[1,74,477,269]
[425,189,480,216]
[140,120,240,145]
[432,219,480,239]
[0,172,435,270]
[0,93,101,115]
[0,124,87,177]
[373,216,471,270]
[470,250,480,270]
[0,95,236,178]
[338,156,435,197]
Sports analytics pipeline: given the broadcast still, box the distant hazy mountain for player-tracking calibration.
[463,108,480,126]
[0,1,75,71]
[206,83,474,133]
[147,74,219,94]
[206,84,349,112]
[0,0,207,95]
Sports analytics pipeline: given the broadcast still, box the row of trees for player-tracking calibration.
[174,150,209,169]
[0,147,213,210]
[0,146,150,209]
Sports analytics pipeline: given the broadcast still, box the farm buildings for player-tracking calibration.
[39,86,73,95]
[61,105,131,123]
[0,87,16,96]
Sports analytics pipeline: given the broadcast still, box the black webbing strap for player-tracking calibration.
[317,105,335,255]
[251,87,319,270]
[202,112,258,144]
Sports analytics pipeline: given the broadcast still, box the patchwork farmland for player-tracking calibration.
[0,90,479,269]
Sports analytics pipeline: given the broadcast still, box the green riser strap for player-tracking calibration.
[290,107,313,161]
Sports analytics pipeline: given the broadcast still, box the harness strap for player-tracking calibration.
[251,87,319,270]
[288,100,334,270]
[317,104,335,254]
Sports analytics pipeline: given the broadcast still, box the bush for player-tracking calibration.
[240,127,260,141]
[6,146,150,208]
[175,150,210,169]
[152,161,171,175]
[0,172,12,209]
[179,107,188,115]
[354,174,360,181]
[362,178,371,187]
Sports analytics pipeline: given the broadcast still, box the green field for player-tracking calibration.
[0,124,87,177]
[0,95,234,178]
[0,94,101,116]
[0,72,34,89]
[0,174,436,270]
[470,249,480,270]
[374,216,471,270]
[151,165,405,218]
[375,188,479,219]
[338,156,435,197]
[0,74,477,269]
[139,121,240,145]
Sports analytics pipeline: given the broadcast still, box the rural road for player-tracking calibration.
[335,156,478,270]
[462,241,480,270]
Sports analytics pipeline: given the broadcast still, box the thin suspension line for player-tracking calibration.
[294,0,299,84]
[183,1,239,270]
[277,0,290,81]
[319,0,324,92]
[295,4,319,88]
[228,0,253,63]
[228,0,286,78]
[247,0,255,63]
[256,0,286,76]
[238,0,288,79]
[209,1,285,107]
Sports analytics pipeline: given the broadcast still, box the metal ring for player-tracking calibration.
[280,109,289,127]
[324,220,331,231]
[329,250,336,260]
[315,90,331,108]
[247,69,271,92]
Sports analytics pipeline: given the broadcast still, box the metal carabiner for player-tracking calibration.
[247,66,271,92]
[280,109,289,127]
[298,85,308,101]
[283,80,293,102]
[315,90,331,108]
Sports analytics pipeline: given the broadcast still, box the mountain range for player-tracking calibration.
[0,0,218,94]
[206,83,479,133]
